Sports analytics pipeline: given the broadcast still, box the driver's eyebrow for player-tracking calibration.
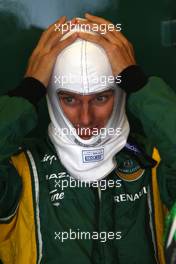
[57,90,114,97]
[57,91,76,97]
[95,90,114,96]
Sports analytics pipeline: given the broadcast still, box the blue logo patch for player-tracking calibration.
[82,148,104,163]
[125,143,141,154]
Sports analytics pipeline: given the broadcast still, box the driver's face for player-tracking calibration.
[58,89,115,139]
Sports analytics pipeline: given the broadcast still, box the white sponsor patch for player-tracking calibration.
[82,148,104,163]
[114,186,147,203]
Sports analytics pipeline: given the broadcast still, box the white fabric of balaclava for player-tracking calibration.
[47,19,130,182]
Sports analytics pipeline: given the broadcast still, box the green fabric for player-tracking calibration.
[0,95,37,222]
[128,77,176,208]
[164,202,176,243]
[27,136,156,264]
[0,95,38,161]
[0,160,22,222]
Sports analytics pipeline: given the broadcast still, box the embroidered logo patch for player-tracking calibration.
[82,148,104,163]
[115,158,145,182]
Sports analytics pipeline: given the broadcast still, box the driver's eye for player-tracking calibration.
[64,97,74,103]
[62,96,76,105]
[95,95,108,103]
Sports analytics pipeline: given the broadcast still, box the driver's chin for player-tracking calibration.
[79,134,93,140]
[77,129,94,140]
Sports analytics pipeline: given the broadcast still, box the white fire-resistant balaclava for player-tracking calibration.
[47,20,130,182]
